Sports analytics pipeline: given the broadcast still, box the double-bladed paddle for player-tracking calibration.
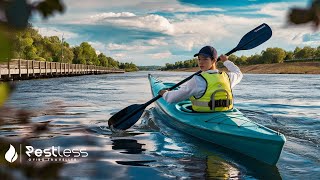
[108,23,272,130]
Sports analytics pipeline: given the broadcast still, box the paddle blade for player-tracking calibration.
[108,104,145,130]
[236,23,272,51]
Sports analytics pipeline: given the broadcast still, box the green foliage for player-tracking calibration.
[234,55,248,65]
[246,54,262,65]
[161,58,198,70]
[97,53,119,68]
[137,66,162,71]
[8,26,136,70]
[119,62,138,72]
[0,30,12,61]
[260,47,286,63]
[284,51,294,60]
[316,46,320,57]
[72,42,98,65]
[0,0,65,62]
[35,0,65,19]
[294,46,316,59]
[62,46,74,63]
[34,57,46,61]
[162,46,320,70]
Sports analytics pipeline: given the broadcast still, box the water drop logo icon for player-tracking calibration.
[5,144,18,163]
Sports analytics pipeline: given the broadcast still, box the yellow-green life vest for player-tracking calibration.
[190,71,233,112]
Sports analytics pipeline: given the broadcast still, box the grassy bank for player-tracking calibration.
[169,62,320,74]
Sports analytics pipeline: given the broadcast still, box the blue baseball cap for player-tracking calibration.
[193,46,217,59]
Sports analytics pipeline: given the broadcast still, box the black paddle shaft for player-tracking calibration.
[146,48,237,104]
[108,23,272,130]
[142,46,238,106]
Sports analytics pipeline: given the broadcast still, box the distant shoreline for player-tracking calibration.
[165,62,320,74]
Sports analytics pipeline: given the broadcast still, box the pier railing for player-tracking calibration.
[0,59,124,81]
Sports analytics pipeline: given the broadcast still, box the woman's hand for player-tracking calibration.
[158,89,168,96]
[219,54,228,62]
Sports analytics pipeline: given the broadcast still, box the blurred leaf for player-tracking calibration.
[5,0,31,29]
[35,0,65,18]
[0,83,11,107]
[288,8,314,24]
[288,0,320,29]
[0,30,11,62]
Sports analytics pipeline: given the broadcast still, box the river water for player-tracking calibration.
[1,71,319,179]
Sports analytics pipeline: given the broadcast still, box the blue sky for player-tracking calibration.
[31,0,319,65]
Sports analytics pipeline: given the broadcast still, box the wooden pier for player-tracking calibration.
[0,59,124,81]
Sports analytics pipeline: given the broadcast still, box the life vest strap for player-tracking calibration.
[190,99,232,108]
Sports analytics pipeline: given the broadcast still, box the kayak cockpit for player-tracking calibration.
[176,101,237,113]
[177,101,193,113]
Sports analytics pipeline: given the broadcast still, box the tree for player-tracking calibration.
[234,56,247,65]
[284,51,294,60]
[98,53,108,67]
[62,46,74,63]
[260,47,286,63]
[293,47,301,58]
[118,62,138,72]
[72,43,98,65]
[246,54,262,65]
[294,46,316,59]
[228,54,237,62]
[315,46,320,58]
[80,42,98,65]
[0,0,65,62]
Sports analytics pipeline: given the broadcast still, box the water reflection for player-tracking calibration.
[206,155,240,179]
[115,160,156,167]
[112,139,146,154]
[150,107,282,179]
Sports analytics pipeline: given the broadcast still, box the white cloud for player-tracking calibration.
[88,41,106,52]
[257,3,289,17]
[32,0,318,66]
[146,38,168,46]
[86,13,175,35]
[133,0,225,14]
[170,14,263,50]
[149,51,172,59]
[113,53,126,58]
[235,1,306,19]
[35,27,79,39]
[90,12,136,19]
[155,6,224,13]
[107,43,155,51]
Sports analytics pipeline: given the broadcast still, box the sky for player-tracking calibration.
[30,0,319,66]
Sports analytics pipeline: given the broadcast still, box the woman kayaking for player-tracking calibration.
[158,45,243,112]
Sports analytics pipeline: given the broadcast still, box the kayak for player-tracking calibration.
[148,74,286,165]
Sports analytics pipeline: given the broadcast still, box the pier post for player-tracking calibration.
[8,60,11,79]
[27,60,29,77]
[50,62,52,75]
[19,59,22,78]
[45,61,47,75]
[32,60,35,77]
[39,61,41,76]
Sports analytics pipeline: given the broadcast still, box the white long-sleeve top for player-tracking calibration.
[162,60,243,103]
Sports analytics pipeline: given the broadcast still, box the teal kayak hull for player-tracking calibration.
[148,74,285,165]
